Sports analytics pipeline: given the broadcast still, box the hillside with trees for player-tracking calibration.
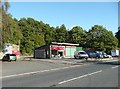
[86,25,118,54]
[0,0,22,50]
[0,1,119,55]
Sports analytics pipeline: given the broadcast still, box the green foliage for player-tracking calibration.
[86,25,118,54]
[42,24,56,44]
[55,24,69,43]
[2,6,23,47]
[18,18,45,55]
[68,26,87,47]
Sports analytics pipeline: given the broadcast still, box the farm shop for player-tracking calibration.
[34,42,82,59]
[51,45,65,57]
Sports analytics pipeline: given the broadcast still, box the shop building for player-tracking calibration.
[34,42,82,59]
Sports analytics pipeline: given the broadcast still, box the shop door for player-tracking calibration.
[66,48,70,56]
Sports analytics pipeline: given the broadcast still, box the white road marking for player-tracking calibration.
[1,64,89,79]
[58,70,102,85]
[112,66,119,69]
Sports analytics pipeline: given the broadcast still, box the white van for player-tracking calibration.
[74,51,88,59]
[111,50,119,57]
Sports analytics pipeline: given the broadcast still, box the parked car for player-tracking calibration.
[102,52,109,58]
[2,54,17,62]
[86,51,97,58]
[102,52,112,58]
[74,51,89,59]
[107,55,112,58]
[96,52,103,58]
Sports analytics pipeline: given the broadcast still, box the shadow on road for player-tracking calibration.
[96,61,120,65]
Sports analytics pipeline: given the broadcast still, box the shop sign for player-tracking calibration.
[51,45,64,50]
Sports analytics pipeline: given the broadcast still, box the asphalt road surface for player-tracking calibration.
[2,59,119,87]
[2,60,71,76]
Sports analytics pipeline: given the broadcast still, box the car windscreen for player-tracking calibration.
[10,54,16,56]
[9,54,17,60]
[79,52,86,54]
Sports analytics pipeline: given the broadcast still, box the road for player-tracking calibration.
[1,58,120,87]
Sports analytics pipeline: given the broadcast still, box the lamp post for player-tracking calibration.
[0,28,2,52]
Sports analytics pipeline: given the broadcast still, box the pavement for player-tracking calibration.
[18,56,119,65]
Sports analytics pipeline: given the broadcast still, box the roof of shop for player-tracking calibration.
[51,42,79,46]
[34,45,49,50]
[35,42,79,50]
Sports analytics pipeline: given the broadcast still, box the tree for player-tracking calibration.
[9,19,23,45]
[55,24,69,43]
[0,0,10,12]
[2,11,23,45]
[115,28,120,47]
[18,18,45,55]
[42,24,56,44]
[68,26,87,47]
[86,25,118,54]
[1,1,22,48]
[0,0,10,50]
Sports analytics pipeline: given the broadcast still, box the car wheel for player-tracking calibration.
[86,57,88,61]
[8,59,11,62]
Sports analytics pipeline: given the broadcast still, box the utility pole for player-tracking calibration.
[0,28,2,51]
[0,7,2,52]
[118,0,120,31]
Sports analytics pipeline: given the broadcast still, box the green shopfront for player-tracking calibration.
[51,42,82,58]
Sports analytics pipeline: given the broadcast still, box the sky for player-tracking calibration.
[8,2,118,34]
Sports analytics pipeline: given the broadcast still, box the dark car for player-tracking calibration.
[96,52,103,58]
[86,51,104,58]
[2,54,17,62]
[86,51,96,58]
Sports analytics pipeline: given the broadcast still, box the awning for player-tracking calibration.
[51,47,58,50]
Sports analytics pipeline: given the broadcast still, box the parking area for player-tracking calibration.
[2,59,71,77]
